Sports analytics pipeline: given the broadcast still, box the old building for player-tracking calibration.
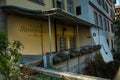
[0,0,115,64]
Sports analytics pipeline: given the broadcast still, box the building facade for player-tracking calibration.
[76,0,115,62]
[0,0,115,63]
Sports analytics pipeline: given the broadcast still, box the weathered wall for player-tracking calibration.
[7,15,92,56]
[7,15,55,55]
[6,0,53,10]
[53,52,97,72]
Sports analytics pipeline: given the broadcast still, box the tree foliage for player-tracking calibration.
[0,32,23,80]
[115,12,120,52]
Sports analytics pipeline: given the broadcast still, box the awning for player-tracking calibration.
[1,5,100,28]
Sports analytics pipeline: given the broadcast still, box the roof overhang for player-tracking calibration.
[1,5,100,28]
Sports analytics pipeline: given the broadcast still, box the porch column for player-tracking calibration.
[48,16,53,65]
[77,24,80,73]
[41,24,47,68]
[77,24,80,48]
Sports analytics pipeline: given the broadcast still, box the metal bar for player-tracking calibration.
[67,56,70,72]
[78,55,80,73]
[41,23,44,55]
[77,24,80,48]
[48,16,53,64]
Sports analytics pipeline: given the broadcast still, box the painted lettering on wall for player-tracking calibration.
[19,25,41,33]
[18,25,41,37]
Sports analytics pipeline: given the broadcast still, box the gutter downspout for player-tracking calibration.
[77,24,81,72]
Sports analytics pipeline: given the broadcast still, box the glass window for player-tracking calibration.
[99,15,103,27]
[111,39,114,50]
[102,0,105,9]
[104,18,107,31]
[59,37,66,51]
[111,24,114,33]
[70,37,76,49]
[97,0,101,5]
[56,0,64,9]
[107,39,109,46]
[29,0,44,5]
[107,20,110,32]
[94,11,98,25]
[105,3,108,13]
[67,0,74,13]
[29,0,44,3]
[76,6,81,15]
[35,0,43,2]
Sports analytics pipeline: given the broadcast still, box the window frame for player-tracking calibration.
[76,6,81,15]
[67,0,74,13]
[99,14,103,27]
[94,11,99,25]
[56,0,64,9]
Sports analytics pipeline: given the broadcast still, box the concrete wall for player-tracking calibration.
[53,52,97,72]
[6,0,77,15]
[6,0,53,10]
[76,0,89,22]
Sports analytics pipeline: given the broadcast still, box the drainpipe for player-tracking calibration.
[77,24,80,73]
[48,16,53,65]
[77,24,80,49]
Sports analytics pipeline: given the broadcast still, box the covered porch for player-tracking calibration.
[1,6,100,69]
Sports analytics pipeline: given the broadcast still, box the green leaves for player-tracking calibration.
[0,32,23,80]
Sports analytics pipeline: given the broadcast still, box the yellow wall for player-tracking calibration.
[7,15,55,55]
[76,26,94,48]
[78,27,92,47]
[7,15,91,55]
[6,0,53,10]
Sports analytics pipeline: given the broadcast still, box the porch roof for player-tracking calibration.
[1,5,99,28]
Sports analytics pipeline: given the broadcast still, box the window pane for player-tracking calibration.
[70,37,76,49]
[56,0,64,9]
[59,37,66,51]
[67,0,74,13]
[94,11,98,25]
[76,6,81,15]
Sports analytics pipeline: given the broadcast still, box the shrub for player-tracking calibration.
[0,32,23,80]
[84,54,120,79]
